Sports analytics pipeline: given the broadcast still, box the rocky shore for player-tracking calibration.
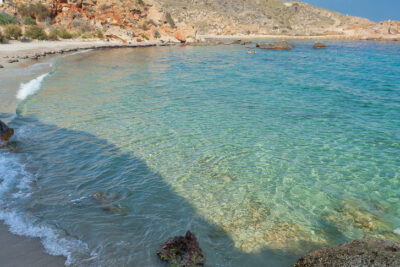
[294,238,400,267]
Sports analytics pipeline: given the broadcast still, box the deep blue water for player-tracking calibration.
[1,41,400,266]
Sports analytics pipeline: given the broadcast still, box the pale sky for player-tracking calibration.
[300,0,400,22]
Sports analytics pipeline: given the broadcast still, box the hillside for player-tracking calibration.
[0,0,399,42]
[154,0,370,36]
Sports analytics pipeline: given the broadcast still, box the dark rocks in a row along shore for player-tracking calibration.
[0,120,14,143]
[293,238,400,267]
[157,231,205,266]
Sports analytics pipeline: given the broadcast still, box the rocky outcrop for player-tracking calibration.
[0,120,14,142]
[293,238,400,267]
[313,42,327,49]
[256,41,292,50]
[157,231,205,266]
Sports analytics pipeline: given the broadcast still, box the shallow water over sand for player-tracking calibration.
[2,42,400,266]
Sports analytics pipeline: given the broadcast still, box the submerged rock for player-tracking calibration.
[256,41,292,50]
[0,120,14,142]
[157,231,205,266]
[293,238,400,267]
[92,192,127,214]
[313,42,328,49]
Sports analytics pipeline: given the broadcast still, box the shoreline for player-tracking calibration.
[0,39,174,266]
[198,34,400,42]
[0,39,171,69]
[0,223,66,267]
[1,38,399,266]
[0,39,176,121]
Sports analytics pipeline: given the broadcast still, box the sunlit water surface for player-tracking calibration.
[1,42,400,266]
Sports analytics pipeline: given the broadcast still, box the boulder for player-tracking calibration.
[157,231,205,266]
[293,238,400,267]
[0,64,4,68]
[313,42,328,49]
[257,41,292,50]
[0,120,14,142]
[175,31,187,43]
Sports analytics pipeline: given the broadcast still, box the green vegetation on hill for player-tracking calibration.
[0,30,5,42]
[24,25,47,40]
[0,12,17,25]
[24,16,37,25]
[18,3,50,22]
[4,25,22,40]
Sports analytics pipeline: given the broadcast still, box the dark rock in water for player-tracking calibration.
[257,41,292,50]
[0,64,4,68]
[7,59,19,63]
[92,192,127,214]
[313,42,328,49]
[293,238,400,267]
[232,39,242,44]
[0,120,14,142]
[240,40,252,45]
[157,231,205,266]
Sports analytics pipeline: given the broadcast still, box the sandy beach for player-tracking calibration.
[0,224,65,267]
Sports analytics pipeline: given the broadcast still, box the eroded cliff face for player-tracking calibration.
[1,0,196,42]
[1,0,399,42]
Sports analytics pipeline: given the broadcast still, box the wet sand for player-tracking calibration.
[0,224,66,266]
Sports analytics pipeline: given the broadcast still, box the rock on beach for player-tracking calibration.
[157,231,205,266]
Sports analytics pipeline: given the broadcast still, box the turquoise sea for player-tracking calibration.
[1,41,400,266]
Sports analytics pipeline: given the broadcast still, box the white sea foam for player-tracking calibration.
[395,228,400,235]
[0,152,90,266]
[17,73,50,100]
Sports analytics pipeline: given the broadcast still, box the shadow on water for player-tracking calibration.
[8,116,301,266]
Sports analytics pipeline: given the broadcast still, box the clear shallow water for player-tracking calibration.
[2,42,400,266]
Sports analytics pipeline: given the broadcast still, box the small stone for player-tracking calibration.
[0,64,4,68]
[7,59,19,63]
